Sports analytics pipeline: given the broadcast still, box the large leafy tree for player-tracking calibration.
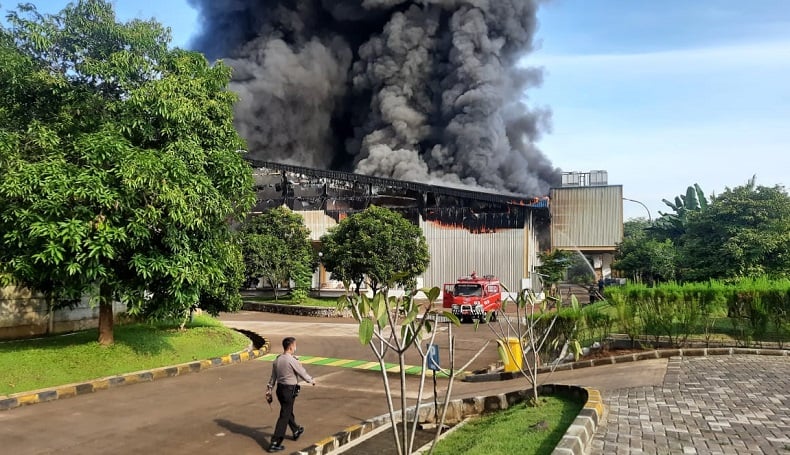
[565,254,596,285]
[0,1,254,345]
[240,207,315,301]
[680,179,790,281]
[320,206,430,295]
[535,249,575,289]
[613,219,677,284]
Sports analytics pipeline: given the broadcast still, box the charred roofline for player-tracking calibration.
[246,159,548,208]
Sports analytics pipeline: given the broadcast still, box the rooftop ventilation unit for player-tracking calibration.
[561,170,609,187]
[561,172,581,186]
[589,170,608,186]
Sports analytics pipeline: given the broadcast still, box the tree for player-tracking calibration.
[321,206,471,455]
[0,1,254,345]
[482,287,579,407]
[613,219,677,284]
[340,288,479,455]
[566,254,596,285]
[535,249,575,290]
[240,207,315,300]
[319,206,430,295]
[680,179,790,281]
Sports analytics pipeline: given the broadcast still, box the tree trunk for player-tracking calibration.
[47,297,54,335]
[98,283,114,346]
[354,280,362,295]
[269,275,279,300]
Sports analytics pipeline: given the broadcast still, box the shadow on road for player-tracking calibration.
[234,328,267,349]
[215,418,272,450]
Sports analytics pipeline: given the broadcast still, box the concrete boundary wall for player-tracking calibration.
[0,286,126,340]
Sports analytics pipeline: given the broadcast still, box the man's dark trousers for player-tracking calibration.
[273,384,299,442]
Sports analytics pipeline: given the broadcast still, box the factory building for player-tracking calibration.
[550,171,624,280]
[249,160,552,293]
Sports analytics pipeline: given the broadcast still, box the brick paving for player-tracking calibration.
[591,355,790,455]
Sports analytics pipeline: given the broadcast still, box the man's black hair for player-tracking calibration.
[282,337,296,351]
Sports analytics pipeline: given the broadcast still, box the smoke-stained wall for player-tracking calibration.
[189,0,561,196]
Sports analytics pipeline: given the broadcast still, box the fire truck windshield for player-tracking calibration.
[454,284,482,297]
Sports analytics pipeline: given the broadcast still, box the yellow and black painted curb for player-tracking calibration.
[293,384,603,455]
[551,386,605,455]
[258,353,464,378]
[0,335,271,412]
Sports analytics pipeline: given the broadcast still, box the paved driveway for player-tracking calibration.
[591,355,790,455]
[1,310,787,455]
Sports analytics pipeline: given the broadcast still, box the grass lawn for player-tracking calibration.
[0,315,250,396]
[431,394,583,455]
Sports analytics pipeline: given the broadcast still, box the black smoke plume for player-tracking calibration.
[189,0,561,195]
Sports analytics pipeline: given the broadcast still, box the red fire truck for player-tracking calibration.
[442,272,502,322]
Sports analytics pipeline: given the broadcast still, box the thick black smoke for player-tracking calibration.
[189,0,561,195]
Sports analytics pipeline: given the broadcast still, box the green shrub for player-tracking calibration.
[582,307,613,345]
[606,278,790,346]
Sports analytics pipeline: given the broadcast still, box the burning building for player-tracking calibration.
[250,160,550,291]
[188,2,624,290]
[189,0,561,196]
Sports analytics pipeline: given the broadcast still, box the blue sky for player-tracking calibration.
[5,1,789,220]
[528,0,790,219]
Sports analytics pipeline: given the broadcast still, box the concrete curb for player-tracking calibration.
[296,384,600,455]
[536,346,790,375]
[411,417,473,454]
[551,386,605,455]
[0,331,271,412]
[462,346,790,382]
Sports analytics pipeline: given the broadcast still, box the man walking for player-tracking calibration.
[266,337,315,453]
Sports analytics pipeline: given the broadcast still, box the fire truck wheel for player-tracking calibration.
[490,311,498,322]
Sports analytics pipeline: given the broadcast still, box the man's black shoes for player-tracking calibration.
[267,439,285,453]
[293,426,305,441]
[267,442,285,452]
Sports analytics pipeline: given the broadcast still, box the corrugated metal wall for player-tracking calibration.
[420,219,529,291]
[299,210,338,241]
[550,186,623,250]
[300,208,541,292]
[525,214,543,290]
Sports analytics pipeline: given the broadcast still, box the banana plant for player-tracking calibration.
[655,183,710,239]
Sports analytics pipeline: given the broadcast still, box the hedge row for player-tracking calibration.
[604,278,790,347]
[529,278,790,351]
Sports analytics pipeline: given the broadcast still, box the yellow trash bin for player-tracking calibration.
[497,337,523,373]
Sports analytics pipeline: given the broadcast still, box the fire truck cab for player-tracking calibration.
[442,272,502,323]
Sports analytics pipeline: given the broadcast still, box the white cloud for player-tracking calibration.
[528,40,790,76]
